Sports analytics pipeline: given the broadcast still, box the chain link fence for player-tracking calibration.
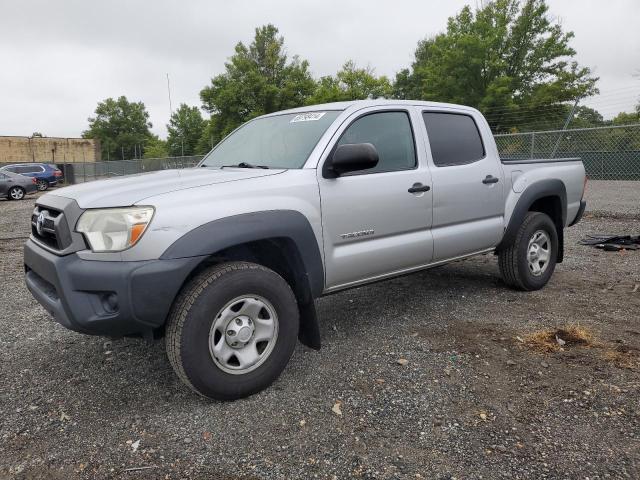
[54,156,203,184]
[4,125,640,183]
[494,124,640,180]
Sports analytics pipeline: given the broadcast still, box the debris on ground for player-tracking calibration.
[579,234,640,251]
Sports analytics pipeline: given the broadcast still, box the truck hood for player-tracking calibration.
[47,167,284,208]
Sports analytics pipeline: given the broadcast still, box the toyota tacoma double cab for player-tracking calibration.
[24,100,587,400]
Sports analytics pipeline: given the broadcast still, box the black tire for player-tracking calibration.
[166,261,299,400]
[36,179,49,191]
[499,211,558,291]
[7,186,25,201]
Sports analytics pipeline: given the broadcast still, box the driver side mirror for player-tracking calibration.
[325,143,379,178]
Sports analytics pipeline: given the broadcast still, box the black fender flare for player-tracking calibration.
[160,210,324,348]
[496,179,567,261]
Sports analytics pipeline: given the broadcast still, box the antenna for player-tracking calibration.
[166,73,173,116]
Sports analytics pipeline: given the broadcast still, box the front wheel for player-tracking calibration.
[499,212,558,291]
[8,186,25,200]
[166,261,299,400]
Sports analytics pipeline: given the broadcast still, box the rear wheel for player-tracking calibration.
[166,261,299,400]
[499,212,558,291]
[36,180,48,191]
[8,186,25,200]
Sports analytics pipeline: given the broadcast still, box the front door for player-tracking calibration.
[318,108,434,290]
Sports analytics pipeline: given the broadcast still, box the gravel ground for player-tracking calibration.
[1,184,639,479]
[585,180,640,218]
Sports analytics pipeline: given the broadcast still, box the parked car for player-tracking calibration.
[0,171,37,200]
[24,100,587,400]
[0,163,63,191]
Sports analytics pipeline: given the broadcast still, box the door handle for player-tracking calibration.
[482,175,499,184]
[408,183,431,193]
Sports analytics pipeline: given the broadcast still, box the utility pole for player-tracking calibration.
[166,73,173,116]
[551,98,580,158]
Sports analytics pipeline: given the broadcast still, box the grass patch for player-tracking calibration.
[523,324,596,353]
[522,324,638,369]
[602,346,639,369]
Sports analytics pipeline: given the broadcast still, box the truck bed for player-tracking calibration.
[500,157,586,228]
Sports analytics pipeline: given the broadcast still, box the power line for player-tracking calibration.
[480,95,638,116]
[476,86,639,114]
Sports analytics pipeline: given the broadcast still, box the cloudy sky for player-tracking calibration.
[1,0,638,138]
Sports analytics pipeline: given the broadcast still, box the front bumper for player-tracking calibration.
[24,239,204,337]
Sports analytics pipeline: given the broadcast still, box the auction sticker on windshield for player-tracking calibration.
[290,112,326,123]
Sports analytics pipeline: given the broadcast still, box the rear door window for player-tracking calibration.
[422,112,485,166]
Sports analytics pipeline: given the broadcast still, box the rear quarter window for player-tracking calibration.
[423,112,485,167]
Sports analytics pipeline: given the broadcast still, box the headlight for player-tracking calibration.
[76,207,154,252]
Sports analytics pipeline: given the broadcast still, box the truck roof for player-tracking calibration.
[264,99,480,117]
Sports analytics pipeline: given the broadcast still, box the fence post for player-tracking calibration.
[530,132,536,159]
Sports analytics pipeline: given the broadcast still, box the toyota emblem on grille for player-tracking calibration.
[36,211,47,236]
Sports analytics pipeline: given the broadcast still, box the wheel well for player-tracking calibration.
[179,237,314,314]
[529,196,561,224]
[180,238,320,348]
[528,196,564,263]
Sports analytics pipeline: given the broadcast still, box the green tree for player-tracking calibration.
[307,61,392,104]
[167,104,206,156]
[199,24,316,146]
[571,106,605,128]
[31,132,44,138]
[196,118,216,154]
[143,135,169,159]
[611,102,640,126]
[393,0,598,132]
[83,96,153,160]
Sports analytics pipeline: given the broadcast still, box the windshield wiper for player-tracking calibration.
[221,162,269,169]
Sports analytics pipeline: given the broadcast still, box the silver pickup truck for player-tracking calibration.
[24,100,586,400]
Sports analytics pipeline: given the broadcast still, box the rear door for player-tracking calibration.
[421,110,504,261]
[14,165,36,178]
[318,106,434,290]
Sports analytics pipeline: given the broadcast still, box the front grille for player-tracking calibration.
[31,206,67,251]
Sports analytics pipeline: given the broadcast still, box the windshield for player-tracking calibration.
[201,111,341,169]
